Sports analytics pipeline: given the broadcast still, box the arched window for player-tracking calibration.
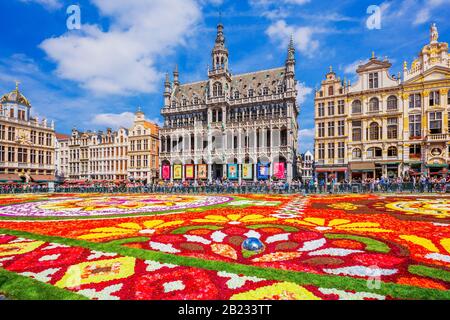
[193,96,199,105]
[367,147,382,159]
[248,89,254,97]
[277,85,283,94]
[388,146,398,157]
[352,148,362,159]
[213,82,223,97]
[171,100,177,108]
[234,91,240,99]
[182,98,187,107]
[387,95,398,110]
[369,122,380,140]
[263,87,269,95]
[352,100,362,114]
[369,97,379,112]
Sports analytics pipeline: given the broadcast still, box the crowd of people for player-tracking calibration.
[0,183,49,194]
[1,174,450,194]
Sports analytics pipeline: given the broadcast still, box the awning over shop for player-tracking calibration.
[315,167,348,173]
[31,175,57,182]
[0,174,23,182]
[349,162,375,172]
[426,164,449,168]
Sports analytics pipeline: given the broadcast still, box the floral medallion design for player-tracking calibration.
[386,199,450,219]
[0,195,232,218]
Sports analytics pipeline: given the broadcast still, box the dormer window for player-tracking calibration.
[193,96,199,105]
[234,91,240,99]
[248,89,254,97]
[369,72,379,89]
[277,85,283,94]
[171,100,177,108]
[182,99,187,107]
[263,87,269,95]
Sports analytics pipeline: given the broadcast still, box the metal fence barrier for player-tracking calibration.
[2,182,450,195]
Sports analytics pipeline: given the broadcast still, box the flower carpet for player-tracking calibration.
[0,193,449,300]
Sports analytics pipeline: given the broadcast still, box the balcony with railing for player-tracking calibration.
[427,133,448,141]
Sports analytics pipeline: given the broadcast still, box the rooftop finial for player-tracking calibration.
[430,22,438,43]
[371,51,375,59]
[329,65,333,73]
[15,80,20,91]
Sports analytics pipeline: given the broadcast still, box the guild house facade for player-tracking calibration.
[159,24,299,182]
[0,83,56,183]
[314,24,450,181]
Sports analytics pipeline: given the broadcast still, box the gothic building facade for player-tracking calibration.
[159,24,299,182]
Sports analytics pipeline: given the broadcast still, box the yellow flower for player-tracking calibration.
[192,214,277,225]
[400,235,450,258]
[286,217,391,233]
[231,282,321,300]
[328,203,359,211]
[78,219,184,240]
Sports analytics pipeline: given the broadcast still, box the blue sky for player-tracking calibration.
[1,0,449,153]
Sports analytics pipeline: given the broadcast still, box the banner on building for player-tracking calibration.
[227,164,239,180]
[173,165,182,180]
[257,163,270,180]
[162,165,171,180]
[274,162,286,179]
[185,164,195,180]
[242,164,253,180]
[197,164,208,179]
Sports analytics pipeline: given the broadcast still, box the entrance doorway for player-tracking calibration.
[212,163,223,180]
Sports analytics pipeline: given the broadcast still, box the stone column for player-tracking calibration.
[287,162,293,183]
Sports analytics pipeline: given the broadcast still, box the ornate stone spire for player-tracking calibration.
[173,65,179,86]
[211,23,229,72]
[287,35,295,60]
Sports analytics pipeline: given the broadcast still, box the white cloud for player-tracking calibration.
[266,20,320,58]
[250,0,310,6]
[91,112,136,129]
[298,128,315,152]
[413,0,450,25]
[91,112,162,130]
[20,0,63,10]
[343,60,364,75]
[379,0,450,26]
[298,128,314,139]
[40,0,202,95]
[296,82,313,105]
